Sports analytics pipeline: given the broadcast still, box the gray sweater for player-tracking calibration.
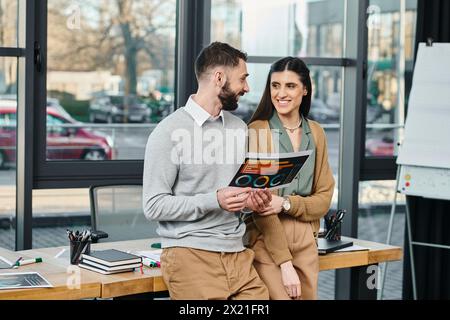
[142,103,248,252]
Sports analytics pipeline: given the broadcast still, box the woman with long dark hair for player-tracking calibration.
[246,57,335,299]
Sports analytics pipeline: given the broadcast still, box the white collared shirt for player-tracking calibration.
[183,95,225,127]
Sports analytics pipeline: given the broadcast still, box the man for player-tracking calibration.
[143,42,270,299]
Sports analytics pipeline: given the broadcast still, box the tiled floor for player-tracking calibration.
[0,211,405,300]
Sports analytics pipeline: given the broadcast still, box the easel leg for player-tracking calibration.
[379,166,401,299]
[405,196,417,300]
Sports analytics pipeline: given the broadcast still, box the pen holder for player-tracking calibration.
[324,209,346,241]
[70,239,91,265]
[326,222,342,241]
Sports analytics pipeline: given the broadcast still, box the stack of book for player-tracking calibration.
[79,249,142,275]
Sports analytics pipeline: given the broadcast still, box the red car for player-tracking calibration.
[0,100,114,168]
[365,136,394,156]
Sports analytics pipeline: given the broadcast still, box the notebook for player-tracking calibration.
[78,262,136,275]
[317,238,353,255]
[80,258,142,272]
[81,249,142,267]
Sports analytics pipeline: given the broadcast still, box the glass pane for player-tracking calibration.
[0,0,17,47]
[211,0,344,57]
[46,0,176,161]
[358,180,406,299]
[33,189,90,249]
[365,0,418,157]
[0,57,17,250]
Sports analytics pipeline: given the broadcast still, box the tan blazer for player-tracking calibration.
[246,118,335,265]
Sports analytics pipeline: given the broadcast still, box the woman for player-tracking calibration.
[245,57,335,300]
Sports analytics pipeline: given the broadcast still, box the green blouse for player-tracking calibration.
[268,112,316,197]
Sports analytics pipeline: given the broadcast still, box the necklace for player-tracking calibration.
[283,120,301,133]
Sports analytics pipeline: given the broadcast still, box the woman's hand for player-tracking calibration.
[280,260,301,299]
[245,189,272,212]
[254,195,284,216]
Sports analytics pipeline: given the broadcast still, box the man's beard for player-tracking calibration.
[219,82,244,111]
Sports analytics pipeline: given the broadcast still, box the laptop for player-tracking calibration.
[317,238,353,255]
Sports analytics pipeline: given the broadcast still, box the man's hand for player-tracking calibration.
[245,189,272,212]
[217,187,252,212]
[255,195,284,216]
[280,261,301,299]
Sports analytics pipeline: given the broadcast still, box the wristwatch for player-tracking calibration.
[282,196,291,213]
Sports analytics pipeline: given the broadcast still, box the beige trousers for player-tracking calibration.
[160,247,269,300]
[252,216,319,300]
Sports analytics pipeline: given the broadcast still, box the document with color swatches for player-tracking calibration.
[229,150,312,190]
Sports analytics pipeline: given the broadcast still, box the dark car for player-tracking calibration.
[89,94,151,123]
[308,99,340,124]
[0,100,115,168]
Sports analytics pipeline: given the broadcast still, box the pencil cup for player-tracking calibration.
[70,239,91,265]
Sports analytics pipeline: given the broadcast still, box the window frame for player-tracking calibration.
[31,0,186,189]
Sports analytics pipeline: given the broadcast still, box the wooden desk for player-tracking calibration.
[1,237,402,300]
[0,248,101,300]
[319,236,402,270]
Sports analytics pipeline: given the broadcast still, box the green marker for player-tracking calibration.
[17,257,43,266]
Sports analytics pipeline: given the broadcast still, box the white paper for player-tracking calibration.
[0,256,14,269]
[136,250,162,262]
[397,43,450,169]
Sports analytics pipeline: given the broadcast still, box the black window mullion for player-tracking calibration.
[0,47,25,56]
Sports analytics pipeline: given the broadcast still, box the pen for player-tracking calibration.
[81,230,91,242]
[142,257,158,268]
[146,257,160,268]
[12,256,23,267]
[17,257,43,266]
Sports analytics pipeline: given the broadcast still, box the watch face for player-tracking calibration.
[283,199,290,211]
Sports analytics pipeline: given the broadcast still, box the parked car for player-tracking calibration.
[0,100,114,168]
[142,95,172,123]
[47,97,74,121]
[365,136,394,156]
[308,99,340,124]
[89,94,151,123]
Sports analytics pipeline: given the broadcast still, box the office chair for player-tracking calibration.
[89,184,158,243]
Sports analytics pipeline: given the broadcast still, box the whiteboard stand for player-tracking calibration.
[379,164,418,300]
[379,42,450,300]
[378,165,402,299]
[379,164,450,300]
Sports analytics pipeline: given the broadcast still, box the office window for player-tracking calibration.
[46,0,176,161]
[211,0,344,58]
[0,57,17,250]
[32,189,90,249]
[0,0,17,47]
[358,180,405,299]
[365,0,417,157]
